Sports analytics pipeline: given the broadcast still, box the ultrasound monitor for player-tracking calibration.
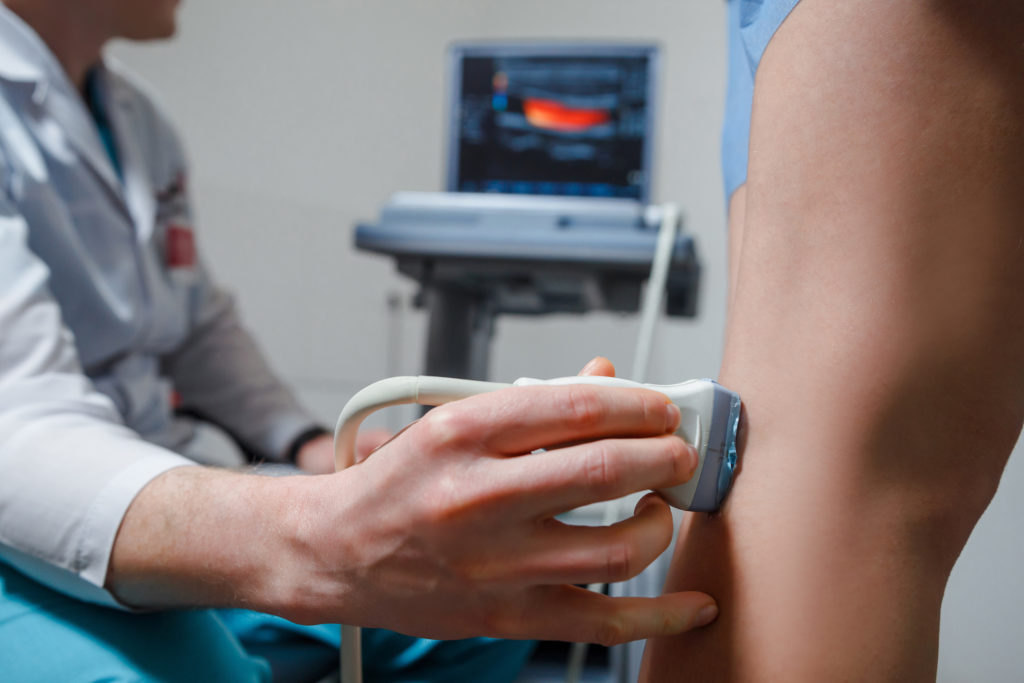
[446,43,658,203]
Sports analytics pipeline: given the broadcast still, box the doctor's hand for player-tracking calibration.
[280,358,718,644]
[107,358,716,644]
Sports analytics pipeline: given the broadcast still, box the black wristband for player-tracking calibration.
[285,426,331,464]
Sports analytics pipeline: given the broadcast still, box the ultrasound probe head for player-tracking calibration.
[661,379,741,511]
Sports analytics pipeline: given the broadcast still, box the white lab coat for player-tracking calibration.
[0,6,318,607]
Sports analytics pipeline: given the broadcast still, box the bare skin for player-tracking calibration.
[642,0,1023,680]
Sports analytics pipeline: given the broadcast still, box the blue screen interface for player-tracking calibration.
[454,53,652,200]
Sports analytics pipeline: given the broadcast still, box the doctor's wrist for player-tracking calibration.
[285,426,330,464]
[256,471,366,624]
[292,432,336,475]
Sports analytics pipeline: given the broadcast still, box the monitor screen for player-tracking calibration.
[447,44,658,202]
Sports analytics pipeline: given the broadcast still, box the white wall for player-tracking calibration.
[111,1,1023,679]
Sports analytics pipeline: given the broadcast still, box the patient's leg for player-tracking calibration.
[643,0,1024,679]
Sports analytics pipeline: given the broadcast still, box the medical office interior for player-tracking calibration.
[106,0,1024,681]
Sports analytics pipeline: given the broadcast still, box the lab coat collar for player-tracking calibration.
[37,66,129,210]
[101,64,156,241]
[0,5,128,212]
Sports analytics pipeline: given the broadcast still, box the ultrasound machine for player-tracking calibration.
[355,41,701,382]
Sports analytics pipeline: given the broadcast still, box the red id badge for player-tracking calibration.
[165,224,196,269]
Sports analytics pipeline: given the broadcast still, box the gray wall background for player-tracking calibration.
[111,1,1023,680]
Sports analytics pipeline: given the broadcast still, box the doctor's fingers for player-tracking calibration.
[492,583,718,646]
[495,434,697,518]
[421,385,680,456]
[577,356,616,377]
[497,493,675,586]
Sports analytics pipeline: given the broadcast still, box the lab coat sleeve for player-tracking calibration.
[161,269,321,462]
[0,192,196,608]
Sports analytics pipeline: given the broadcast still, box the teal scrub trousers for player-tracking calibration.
[0,562,535,682]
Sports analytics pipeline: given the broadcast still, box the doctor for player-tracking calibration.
[0,0,717,681]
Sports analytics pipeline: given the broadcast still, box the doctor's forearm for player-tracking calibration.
[106,467,318,615]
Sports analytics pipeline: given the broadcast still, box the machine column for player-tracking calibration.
[422,285,495,381]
